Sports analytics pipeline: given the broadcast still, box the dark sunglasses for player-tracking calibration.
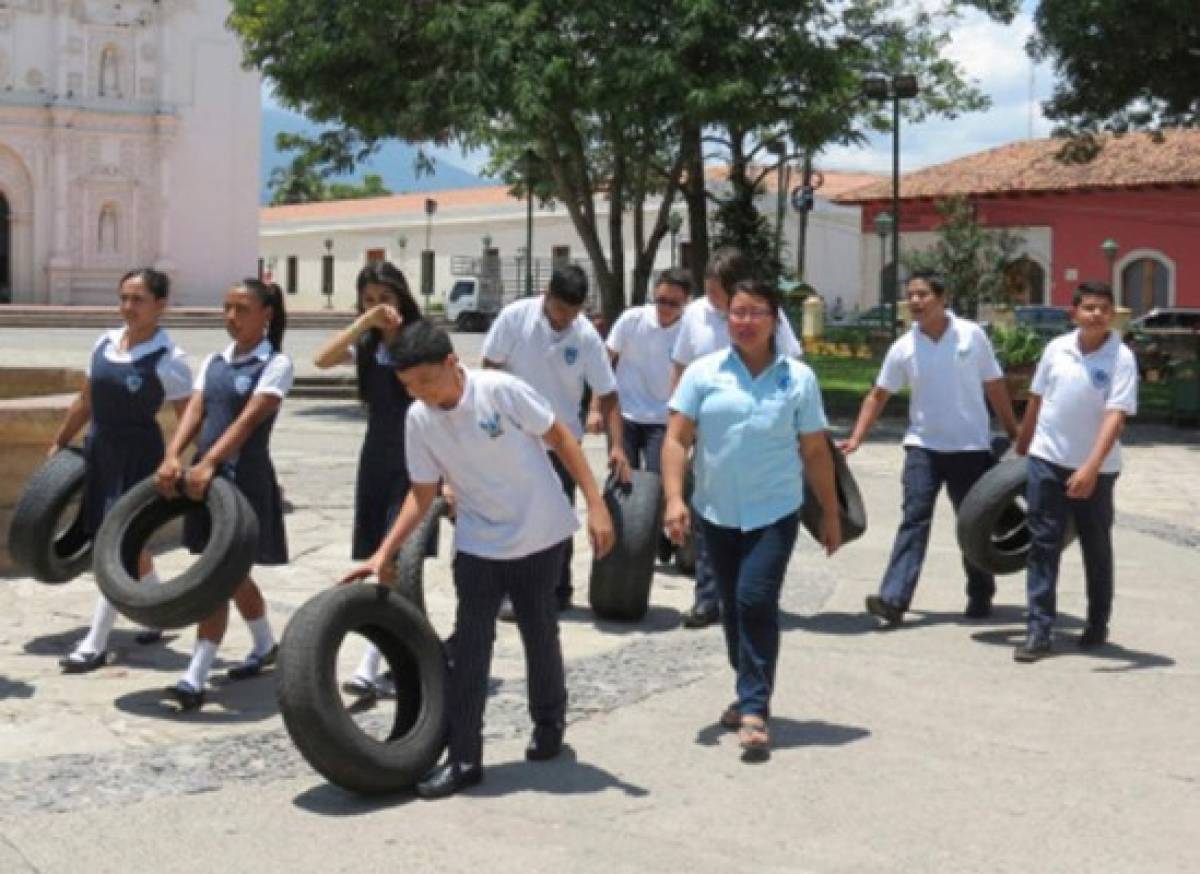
[653,297,684,309]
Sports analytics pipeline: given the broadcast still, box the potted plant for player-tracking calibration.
[991,325,1045,400]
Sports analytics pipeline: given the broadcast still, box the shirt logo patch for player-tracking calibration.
[234,373,254,395]
[777,371,791,390]
[564,346,579,365]
[956,345,971,359]
[478,411,505,440]
[1090,368,1110,390]
[124,373,143,394]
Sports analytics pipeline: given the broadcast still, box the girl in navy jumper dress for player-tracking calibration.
[313,261,422,698]
[155,280,292,711]
[50,269,192,673]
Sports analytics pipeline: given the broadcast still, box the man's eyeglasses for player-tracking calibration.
[653,297,684,309]
[728,307,773,322]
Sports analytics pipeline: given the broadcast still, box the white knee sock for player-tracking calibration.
[246,616,275,656]
[354,645,383,682]
[181,639,218,691]
[77,596,119,655]
[140,571,163,633]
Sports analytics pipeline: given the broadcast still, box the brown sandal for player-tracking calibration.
[738,717,770,760]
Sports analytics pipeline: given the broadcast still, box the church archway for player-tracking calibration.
[0,195,10,303]
[0,145,34,303]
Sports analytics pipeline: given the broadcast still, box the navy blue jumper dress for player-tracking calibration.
[182,350,288,565]
[351,340,415,560]
[81,336,169,537]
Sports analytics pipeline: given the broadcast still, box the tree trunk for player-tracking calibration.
[680,120,708,293]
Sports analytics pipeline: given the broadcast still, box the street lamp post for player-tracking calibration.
[863,73,919,339]
[523,149,539,297]
[874,211,894,325]
[322,238,334,309]
[1101,236,1120,286]
[668,211,683,267]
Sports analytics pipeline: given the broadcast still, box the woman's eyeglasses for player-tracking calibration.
[653,297,684,309]
[728,307,773,322]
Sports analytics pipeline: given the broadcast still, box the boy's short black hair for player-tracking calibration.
[547,264,589,306]
[389,319,454,371]
[907,271,946,296]
[704,247,754,294]
[655,267,694,297]
[1073,280,1115,306]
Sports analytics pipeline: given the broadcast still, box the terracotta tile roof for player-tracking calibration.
[704,164,885,199]
[834,129,1200,203]
[262,184,519,224]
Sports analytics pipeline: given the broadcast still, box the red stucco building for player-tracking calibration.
[836,129,1200,315]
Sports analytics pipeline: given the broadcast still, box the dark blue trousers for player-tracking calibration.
[879,447,996,609]
[547,452,576,602]
[1025,455,1118,639]
[622,419,666,475]
[701,512,800,718]
[447,541,569,767]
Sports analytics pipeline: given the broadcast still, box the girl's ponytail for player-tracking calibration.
[239,278,288,351]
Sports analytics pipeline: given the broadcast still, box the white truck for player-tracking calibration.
[445,274,511,332]
[444,253,600,331]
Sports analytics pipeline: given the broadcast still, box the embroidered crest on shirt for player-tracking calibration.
[564,346,579,365]
[777,371,791,390]
[1090,367,1110,390]
[124,372,143,394]
[478,411,505,440]
[234,373,254,395]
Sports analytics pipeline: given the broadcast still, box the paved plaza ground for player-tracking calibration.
[0,329,1197,873]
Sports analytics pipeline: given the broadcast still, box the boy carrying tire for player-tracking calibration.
[342,321,615,799]
[1013,281,1138,662]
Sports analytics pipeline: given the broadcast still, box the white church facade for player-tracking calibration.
[0,0,259,305]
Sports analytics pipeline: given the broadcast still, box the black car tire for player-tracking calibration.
[588,471,663,621]
[7,448,92,583]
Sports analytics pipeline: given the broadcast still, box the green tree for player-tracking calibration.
[267,133,393,204]
[1029,0,1200,134]
[903,196,1023,319]
[327,174,391,201]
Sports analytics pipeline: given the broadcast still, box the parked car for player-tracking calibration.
[1013,305,1072,339]
[1123,307,1200,377]
[1125,307,1200,334]
[828,304,902,328]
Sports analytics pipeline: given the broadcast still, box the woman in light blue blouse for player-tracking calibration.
[663,279,841,760]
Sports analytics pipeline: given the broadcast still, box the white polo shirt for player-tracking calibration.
[1028,330,1138,473]
[87,327,193,401]
[671,296,802,366]
[606,304,682,425]
[480,296,617,439]
[405,368,579,560]
[876,313,1003,451]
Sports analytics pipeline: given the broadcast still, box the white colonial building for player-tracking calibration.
[258,170,879,312]
[0,0,260,305]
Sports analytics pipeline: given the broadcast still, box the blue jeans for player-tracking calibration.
[622,418,666,475]
[1025,455,1118,639]
[700,512,800,718]
[879,447,997,610]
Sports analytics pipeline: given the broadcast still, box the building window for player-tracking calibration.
[1003,256,1047,306]
[551,245,570,266]
[286,256,298,295]
[1121,256,1170,316]
[365,248,385,264]
[322,254,335,296]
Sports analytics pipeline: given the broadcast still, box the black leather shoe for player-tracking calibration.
[1013,636,1052,663]
[526,721,565,761]
[556,590,573,612]
[164,681,205,712]
[964,597,993,619]
[135,629,164,645]
[59,650,107,674]
[227,644,278,680]
[415,762,483,800]
[865,595,904,626]
[1078,624,1108,649]
[682,604,720,629]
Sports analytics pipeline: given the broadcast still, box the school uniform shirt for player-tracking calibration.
[193,339,295,397]
[1028,330,1138,474]
[480,296,617,439]
[606,304,682,425]
[670,296,802,367]
[876,313,1002,452]
[405,368,579,560]
[85,327,193,401]
[669,348,828,531]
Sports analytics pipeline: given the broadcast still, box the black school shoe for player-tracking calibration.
[415,762,483,800]
[1078,624,1108,649]
[227,644,279,680]
[164,680,205,712]
[526,721,566,761]
[59,650,107,674]
[682,603,720,629]
[865,595,904,626]
[135,629,164,645]
[1013,635,1052,663]
[964,597,993,619]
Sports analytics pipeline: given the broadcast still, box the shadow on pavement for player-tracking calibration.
[291,782,417,816]
[780,604,1037,635]
[291,404,365,422]
[0,674,35,700]
[22,626,190,670]
[695,718,869,751]
[970,627,1174,672]
[112,674,280,724]
[565,604,681,635]
[468,747,648,799]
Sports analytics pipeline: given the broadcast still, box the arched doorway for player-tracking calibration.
[1004,256,1046,305]
[1121,256,1171,316]
[0,194,9,304]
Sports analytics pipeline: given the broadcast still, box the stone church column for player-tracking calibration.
[46,108,73,304]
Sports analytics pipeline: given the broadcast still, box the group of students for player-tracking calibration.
[46,247,1135,799]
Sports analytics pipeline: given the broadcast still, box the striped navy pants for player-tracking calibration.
[447,539,569,766]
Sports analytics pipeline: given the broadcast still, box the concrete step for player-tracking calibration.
[0,306,365,330]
